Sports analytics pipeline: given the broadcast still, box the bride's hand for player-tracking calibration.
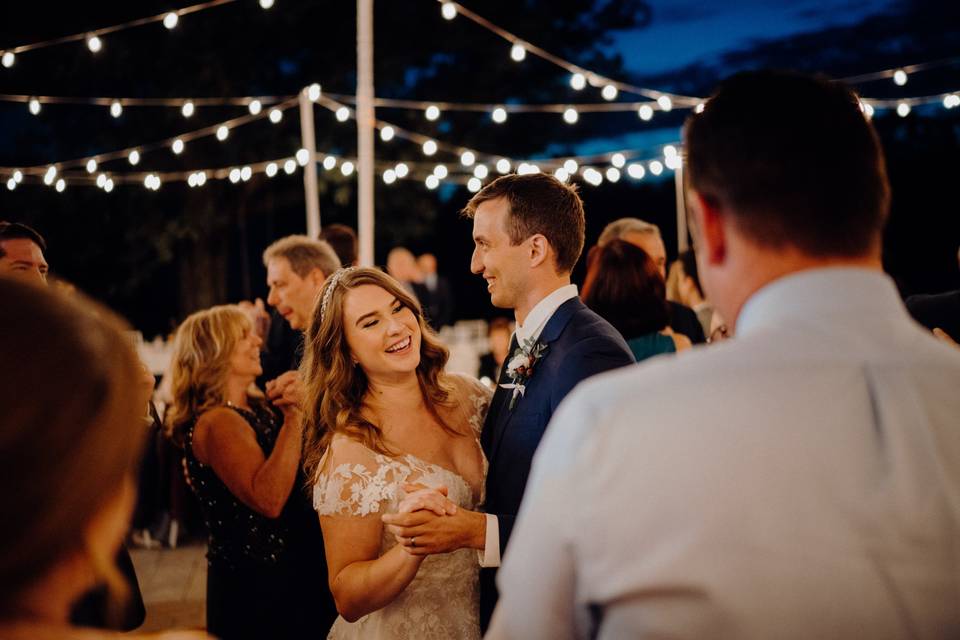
[397,483,458,516]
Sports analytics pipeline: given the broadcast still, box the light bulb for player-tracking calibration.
[6,178,15,191]
[563,107,578,124]
[248,99,262,115]
[269,108,283,123]
[163,12,179,29]
[383,169,397,184]
[460,151,476,167]
[55,178,66,192]
[335,107,350,122]
[601,84,618,101]
[394,162,409,178]
[433,164,448,179]
[496,158,511,174]
[260,0,275,8]
[611,153,626,168]
[86,159,98,173]
[322,156,337,170]
[29,98,41,115]
[657,95,673,112]
[563,159,578,174]
[196,172,206,186]
[893,69,907,86]
[103,179,114,193]
[441,2,457,20]
[110,101,122,118]
[492,107,507,123]
[284,160,297,174]
[43,166,57,185]
[229,168,241,183]
[896,102,911,117]
[582,168,602,186]
[172,138,185,155]
[1,52,14,68]
[307,83,321,102]
[467,177,482,193]
[265,162,278,177]
[605,167,621,183]
[296,148,310,166]
[422,140,438,156]
[510,43,526,62]
[553,167,569,182]
[188,174,198,188]
[380,126,395,142]
[473,164,489,179]
[627,162,647,180]
[665,155,681,170]
[87,36,102,53]
[340,161,355,176]
[128,150,140,165]
[425,105,441,121]
[13,170,23,183]
[637,104,653,121]
[862,102,875,119]
[944,94,960,109]
[96,173,108,188]
[663,145,677,158]
[240,166,252,182]
[570,73,586,90]
[181,101,195,118]
[649,160,663,176]
[425,175,440,190]
[694,102,705,114]
[216,125,229,141]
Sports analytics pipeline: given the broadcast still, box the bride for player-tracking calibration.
[300,267,491,639]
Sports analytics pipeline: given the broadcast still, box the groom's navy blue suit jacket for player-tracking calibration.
[479,297,634,630]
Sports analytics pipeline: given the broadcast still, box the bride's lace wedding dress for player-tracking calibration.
[313,375,491,640]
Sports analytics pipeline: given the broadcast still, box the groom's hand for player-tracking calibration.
[382,506,486,556]
[397,483,458,516]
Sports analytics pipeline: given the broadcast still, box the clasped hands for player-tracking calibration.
[265,371,302,422]
[381,484,484,556]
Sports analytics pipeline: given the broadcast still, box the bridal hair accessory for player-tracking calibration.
[500,337,549,410]
[319,267,359,323]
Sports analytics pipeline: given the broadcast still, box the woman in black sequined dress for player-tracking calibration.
[167,305,335,639]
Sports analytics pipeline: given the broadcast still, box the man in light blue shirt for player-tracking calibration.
[488,71,960,639]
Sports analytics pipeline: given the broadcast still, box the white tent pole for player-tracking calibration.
[299,89,321,238]
[357,0,375,266]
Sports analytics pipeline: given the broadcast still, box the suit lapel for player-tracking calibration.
[481,334,518,457]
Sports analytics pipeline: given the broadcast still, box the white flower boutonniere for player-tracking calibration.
[500,337,549,410]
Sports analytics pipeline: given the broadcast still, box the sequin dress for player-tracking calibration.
[184,402,337,639]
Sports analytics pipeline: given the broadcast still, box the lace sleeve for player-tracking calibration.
[312,436,409,517]
[450,373,493,437]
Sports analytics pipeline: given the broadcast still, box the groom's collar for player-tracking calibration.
[515,284,578,344]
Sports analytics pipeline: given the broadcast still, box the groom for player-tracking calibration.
[383,173,634,630]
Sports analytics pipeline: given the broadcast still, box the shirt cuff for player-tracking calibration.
[477,514,501,568]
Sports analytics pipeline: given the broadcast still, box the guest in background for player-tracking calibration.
[417,252,455,327]
[670,249,714,337]
[906,245,960,343]
[386,247,432,320]
[477,317,513,385]
[167,305,335,638]
[0,221,48,284]
[320,224,359,268]
[0,278,207,640]
[598,217,706,344]
[583,239,691,362]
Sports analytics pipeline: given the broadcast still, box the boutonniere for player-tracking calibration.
[500,337,549,410]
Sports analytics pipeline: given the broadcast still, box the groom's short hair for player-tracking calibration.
[462,173,585,274]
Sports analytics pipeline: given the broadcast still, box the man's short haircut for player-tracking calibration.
[684,70,890,257]
[597,217,660,247]
[319,224,358,267]
[0,221,47,258]
[462,173,585,274]
[262,235,341,278]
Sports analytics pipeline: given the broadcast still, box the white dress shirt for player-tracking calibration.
[479,284,578,568]
[488,268,960,639]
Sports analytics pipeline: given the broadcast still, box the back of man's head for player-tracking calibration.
[597,218,660,247]
[262,235,340,278]
[319,224,358,267]
[0,221,46,257]
[684,70,890,258]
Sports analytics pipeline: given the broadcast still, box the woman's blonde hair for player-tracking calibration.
[0,278,149,615]
[300,268,454,480]
[166,305,255,445]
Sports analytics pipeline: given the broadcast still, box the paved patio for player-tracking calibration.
[130,544,206,633]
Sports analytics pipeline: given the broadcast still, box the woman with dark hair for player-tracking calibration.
[167,305,333,638]
[583,239,691,362]
[301,267,491,639]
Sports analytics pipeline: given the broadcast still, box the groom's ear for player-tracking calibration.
[527,234,549,269]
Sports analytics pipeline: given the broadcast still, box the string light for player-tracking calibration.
[1,52,14,68]
[340,161,355,176]
[694,103,705,113]
[610,152,626,168]
[265,162,278,177]
[55,178,66,192]
[322,156,337,170]
[296,148,310,166]
[259,0,275,8]
[240,166,252,181]
[6,178,16,191]
[460,151,476,166]
[897,102,911,117]
[110,101,123,118]
[229,168,241,183]
[13,170,23,183]
[383,168,397,184]
[663,145,677,158]
[268,108,283,124]
[163,12,179,29]
[605,167,621,182]
[380,126,395,141]
[649,160,663,176]
[422,139,438,156]
[86,159,98,173]
[248,99,262,115]
[657,96,673,112]
[601,85,618,101]
[627,163,645,179]
[172,138,185,154]
[96,173,108,188]
[563,159,578,174]
[553,167,569,182]
[665,154,681,170]
[563,107,578,124]
[582,167,602,186]
[216,125,229,141]
[103,178,114,193]
[128,150,140,165]
[570,73,586,91]
[510,43,526,62]
[496,158,511,174]
[637,105,653,121]
[425,105,441,121]
[473,164,489,179]
[517,163,539,175]
[144,174,161,190]
[284,159,297,174]
[181,101,195,118]
[441,1,457,20]
[43,166,57,185]
[491,107,507,123]
[335,107,350,122]
[943,94,960,109]
[87,35,103,53]
[467,177,482,192]
[893,69,908,86]
[425,175,440,189]
[395,162,410,178]
[29,98,41,115]
[307,83,322,102]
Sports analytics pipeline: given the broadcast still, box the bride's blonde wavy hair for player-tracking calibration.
[300,268,454,481]
[166,305,258,445]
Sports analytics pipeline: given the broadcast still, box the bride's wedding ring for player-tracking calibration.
[410,536,417,547]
